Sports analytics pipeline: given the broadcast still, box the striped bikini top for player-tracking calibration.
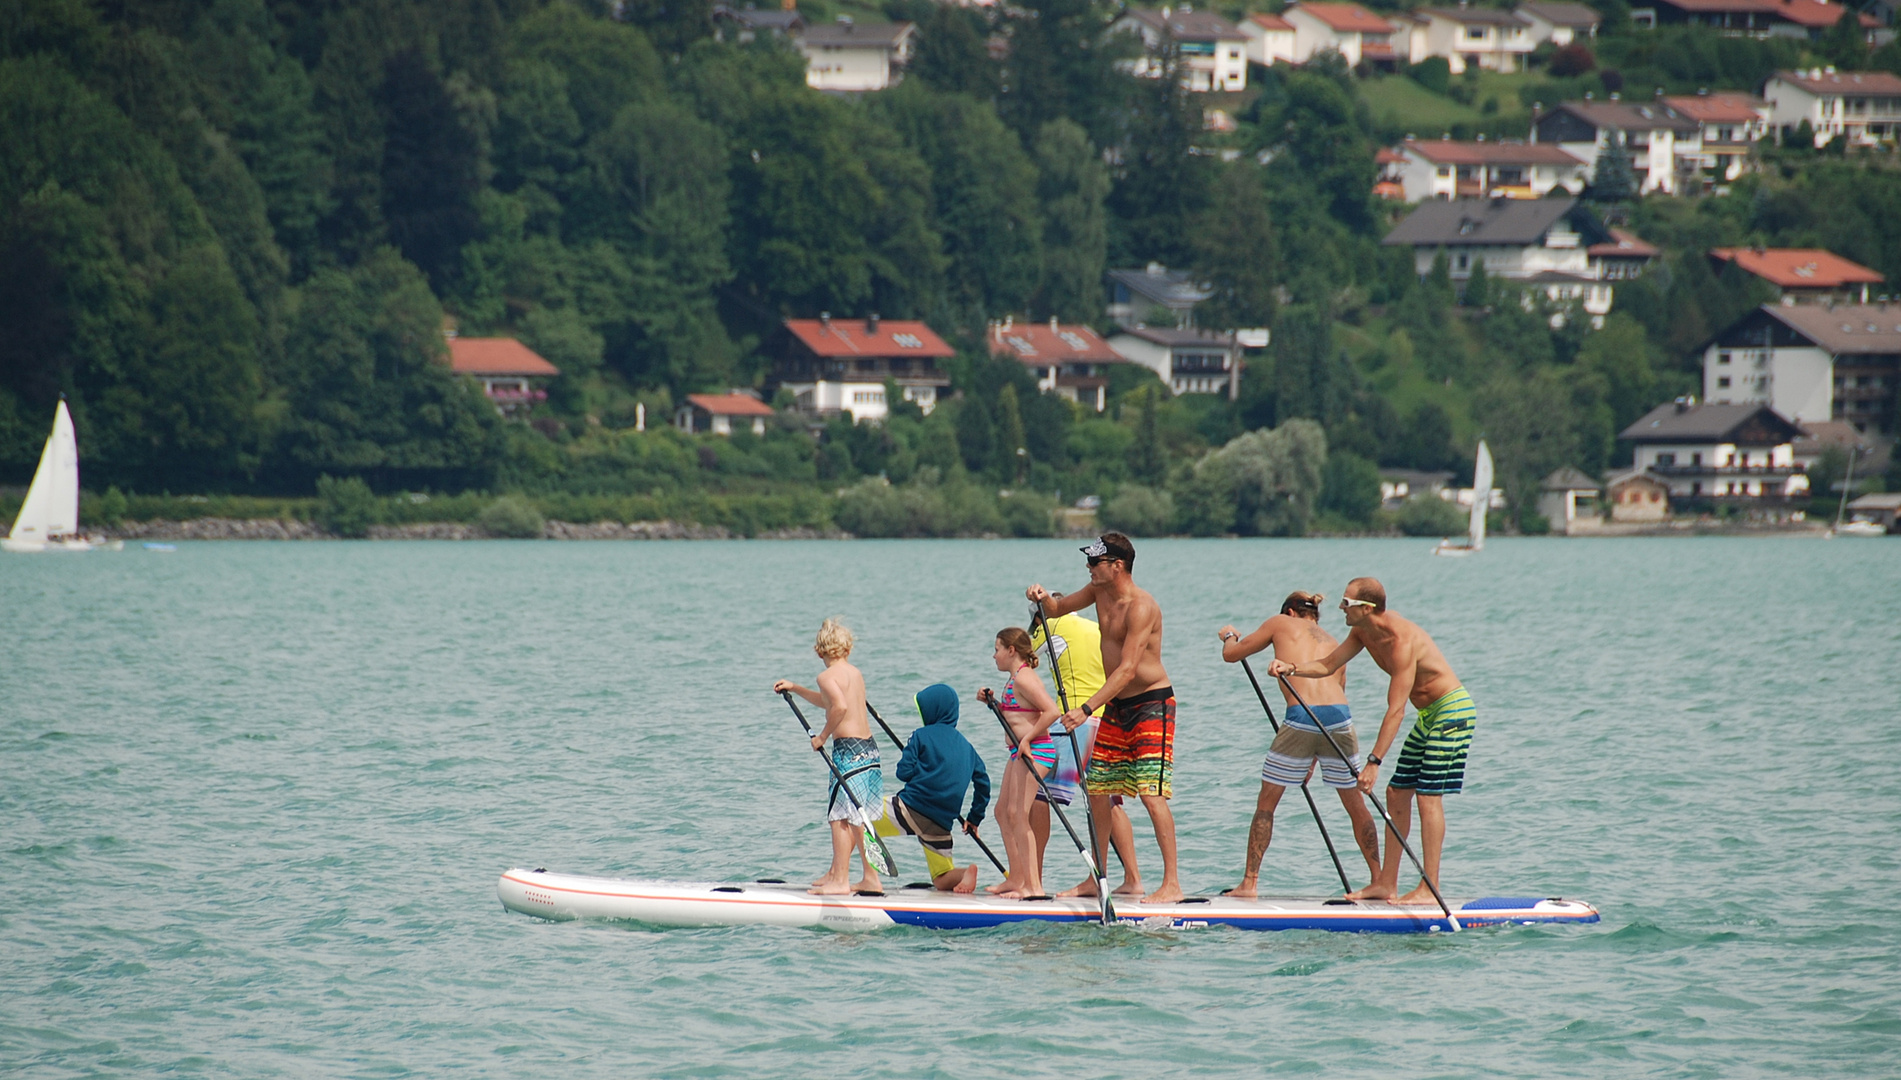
[1000,665,1036,714]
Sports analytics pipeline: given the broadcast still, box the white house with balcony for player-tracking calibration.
[1394,137,1589,201]
[1414,6,1535,73]
[1663,92,1770,183]
[1618,400,1808,501]
[1765,68,1901,147]
[1702,303,1901,435]
[1115,8,1249,92]
[800,19,915,91]
[1531,98,1702,195]
[1282,2,1397,66]
[1382,196,1616,321]
[1105,327,1242,399]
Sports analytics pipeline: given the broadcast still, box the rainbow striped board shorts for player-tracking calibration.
[1085,687,1174,799]
[1388,686,1475,796]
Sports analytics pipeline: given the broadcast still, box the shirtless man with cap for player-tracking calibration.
[1026,533,1183,904]
[1268,577,1474,904]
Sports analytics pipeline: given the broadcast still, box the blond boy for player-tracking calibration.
[774,618,884,895]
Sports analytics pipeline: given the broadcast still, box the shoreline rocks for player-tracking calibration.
[98,518,851,541]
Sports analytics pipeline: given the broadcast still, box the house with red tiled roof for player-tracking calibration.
[771,314,956,422]
[447,337,560,415]
[675,393,775,436]
[1709,247,1886,304]
[1241,12,1298,65]
[1663,93,1770,184]
[985,318,1133,412]
[1765,69,1901,148]
[1632,0,1881,39]
[1393,137,1588,201]
[1282,2,1395,66]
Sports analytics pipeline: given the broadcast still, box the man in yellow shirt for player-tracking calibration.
[1030,603,1140,897]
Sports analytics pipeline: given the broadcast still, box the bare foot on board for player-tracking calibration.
[809,878,852,895]
[1346,883,1396,901]
[1112,879,1144,897]
[1396,883,1439,905]
[1057,878,1098,898]
[1226,881,1259,899]
[854,876,883,894]
[952,866,978,894]
[1142,884,1184,904]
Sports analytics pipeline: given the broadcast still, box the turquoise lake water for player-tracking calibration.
[3,537,1899,1078]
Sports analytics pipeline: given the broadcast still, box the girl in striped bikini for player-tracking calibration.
[985,628,1060,899]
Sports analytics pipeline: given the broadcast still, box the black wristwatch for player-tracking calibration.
[1367,754,1383,766]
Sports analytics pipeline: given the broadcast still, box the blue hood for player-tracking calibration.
[915,683,959,728]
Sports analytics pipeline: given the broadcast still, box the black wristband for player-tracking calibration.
[1367,754,1383,766]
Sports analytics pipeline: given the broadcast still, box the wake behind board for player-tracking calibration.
[498,868,1598,934]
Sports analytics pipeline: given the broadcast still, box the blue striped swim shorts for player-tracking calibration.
[1388,686,1475,796]
[1261,704,1361,789]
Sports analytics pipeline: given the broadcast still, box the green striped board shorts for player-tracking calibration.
[1388,686,1475,796]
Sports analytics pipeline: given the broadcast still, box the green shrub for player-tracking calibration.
[92,486,128,526]
[317,475,380,538]
[998,489,1058,538]
[1397,495,1466,537]
[477,494,546,538]
[1518,510,1551,535]
[1317,452,1381,524]
[1099,483,1176,537]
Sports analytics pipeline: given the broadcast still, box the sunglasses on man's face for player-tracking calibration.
[1340,597,1377,610]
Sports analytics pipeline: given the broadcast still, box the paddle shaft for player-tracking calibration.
[1235,654,1353,893]
[1274,674,1460,929]
[980,692,1109,904]
[780,691,897,877]
[864,702,1008,877]
[1030,605,1115,925]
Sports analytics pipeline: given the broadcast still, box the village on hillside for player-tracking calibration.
[1,0,1898,538]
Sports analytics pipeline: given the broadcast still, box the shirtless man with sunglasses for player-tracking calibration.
[1268,577,1475,904]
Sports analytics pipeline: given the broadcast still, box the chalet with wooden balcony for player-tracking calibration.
[770,314,955,423]
[1618,399,1808,501]
[986,318,1133,413]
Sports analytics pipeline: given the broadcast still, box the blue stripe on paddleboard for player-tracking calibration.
[1461,896,1550,910]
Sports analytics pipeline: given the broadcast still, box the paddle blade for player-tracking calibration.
[1100,891,1116,925]
[866,831,898,877]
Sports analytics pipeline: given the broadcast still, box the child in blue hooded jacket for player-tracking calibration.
[891,683,991,892]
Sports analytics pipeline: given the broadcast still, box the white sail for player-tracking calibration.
[8,400,81,545]
[1469,440,1493,552]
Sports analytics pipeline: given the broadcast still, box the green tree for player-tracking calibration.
[956,395,997,475]
[1474,368,1578,520]
[995,382,1028,482]
[1177,419,1328,536]
[379,47,485,294]
[1462,256,1491,308]
[1031,119,1110,322]
[1109,41,1211,266]
[1191,164,1278,331]
[997,0,1131,146]
[1590,135,1637,202]
[276,248,499,489]
[1128,386,1165,483]
[1261,70,1376,233]
[908,3,999,99]
[873,85,1042,326]
[1318,450,1381,524]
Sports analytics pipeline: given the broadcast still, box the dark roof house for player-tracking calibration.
[1618,400,1806,444]
[1106,264,1213,328]
[1382,196,1611,251]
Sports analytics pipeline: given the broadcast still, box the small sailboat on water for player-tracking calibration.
[1432,439,1492,557]
[1826,444,1886,538]
[3,400,100,553]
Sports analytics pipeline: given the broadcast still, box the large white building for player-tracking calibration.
[1702,304,1901,435]
[799,19,915,92]
[1410,6,1535,73]
[1105,327,1242,399]
[1764,68,1901,148]
[1282,2,1397,66]
[1618,400,1807,501]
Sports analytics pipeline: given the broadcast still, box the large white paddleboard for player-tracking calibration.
[497,868,1598,934]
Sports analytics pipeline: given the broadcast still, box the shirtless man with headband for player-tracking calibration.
[1268,577,1474,904]
[1218,590,1380,897]
[1026,533,1183,905]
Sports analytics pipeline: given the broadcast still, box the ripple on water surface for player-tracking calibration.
[2,538,1899,1078]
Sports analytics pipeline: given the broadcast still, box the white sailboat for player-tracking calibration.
[1826,444,1886,537]
[1432,439,1493,557]
[3,400,95,553]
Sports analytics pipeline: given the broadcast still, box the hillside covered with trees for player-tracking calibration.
[3,0,1899,536]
